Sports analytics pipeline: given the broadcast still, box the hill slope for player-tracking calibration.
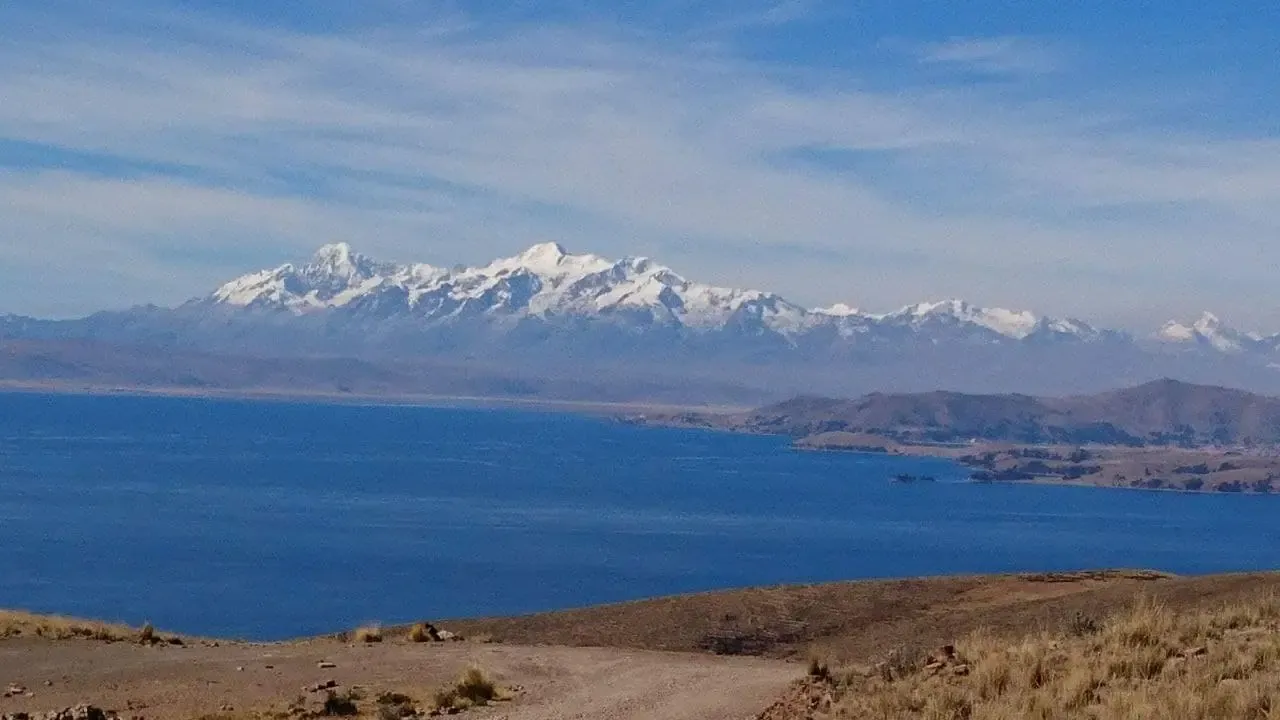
[690,379,1280,446]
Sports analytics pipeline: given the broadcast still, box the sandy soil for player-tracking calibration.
[0,638,795,720]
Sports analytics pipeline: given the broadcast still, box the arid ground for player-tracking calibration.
[4,571,1280,719]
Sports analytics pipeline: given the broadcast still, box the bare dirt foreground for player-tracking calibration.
[6,570,1280,720]
[0,637,794,720]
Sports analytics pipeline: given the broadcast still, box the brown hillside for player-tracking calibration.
[444,571,1280,665]
[716,379,1280,446]
[1059,378,1280,444]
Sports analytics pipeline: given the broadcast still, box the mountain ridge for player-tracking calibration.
[4,243,1280,400]
[198,242,1109,342]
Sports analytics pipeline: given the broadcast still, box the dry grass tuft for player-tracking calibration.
[807,654,832,681]
[431,667,500,712]
[798,595,1280,720]
[353,625,383,644]
[408,623,434,643]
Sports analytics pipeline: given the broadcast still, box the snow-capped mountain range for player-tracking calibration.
[201,242,1116,344]
[4,242,1280,399]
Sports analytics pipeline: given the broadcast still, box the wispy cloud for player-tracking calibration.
[1,4,1279,331]
[916,36,1059,75]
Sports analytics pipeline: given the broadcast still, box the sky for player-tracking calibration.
[2,0,1279,331]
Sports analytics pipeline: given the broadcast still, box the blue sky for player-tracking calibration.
[3,0,1280,330]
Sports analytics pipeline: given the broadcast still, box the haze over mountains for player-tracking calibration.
[4,243,1280,402]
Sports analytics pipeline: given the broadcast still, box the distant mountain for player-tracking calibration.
[3,243,1280,400]
[712,379,1280,446]
[1156,312,1280,356]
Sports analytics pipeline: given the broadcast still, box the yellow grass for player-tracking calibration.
[353,625,383,644]
[0,610,138,642]
[431,667,500,712]
[408,623,432,643]
[812,596,1280,719]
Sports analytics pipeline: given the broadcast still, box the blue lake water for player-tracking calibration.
[1,391,1278,640]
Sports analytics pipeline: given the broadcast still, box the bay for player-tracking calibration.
[0,392,1277,640]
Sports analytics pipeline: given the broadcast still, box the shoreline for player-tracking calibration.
[795,437,1280,495]
[633,417,1280,495]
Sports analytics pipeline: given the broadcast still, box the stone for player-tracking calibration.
[317,662,337,669]
[951,664,971,676]
[434,630,458,642]
[5,686,28,698]
[1184,646,1208,657]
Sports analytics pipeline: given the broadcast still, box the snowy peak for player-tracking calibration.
[483,242,613,282]
[878,299,1046,339]
[515,241,568,266]
[814,303,861,317]
[211,243,398,311]
[304,243,396,296]
[312,242,357,267]
[1157,312,1257,354]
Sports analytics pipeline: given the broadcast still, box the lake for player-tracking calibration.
[1,391,1278,640]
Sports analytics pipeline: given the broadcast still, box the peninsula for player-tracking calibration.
[634,378,1280,493]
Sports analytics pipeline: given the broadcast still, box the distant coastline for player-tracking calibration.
[630,379,1280,494]
[0,379,747,416]
[792,431,1280,494]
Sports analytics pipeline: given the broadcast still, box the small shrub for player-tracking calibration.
[138,622,156,645]
[1068,611,1100,637]
[354,625,383,644]
[456,667,497,704]
[881,645,922,681]
[322,689,360,716]
[409,623,434,643]
[807,655,832,681]
[375,692,416,719]
[432,667,498,711]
